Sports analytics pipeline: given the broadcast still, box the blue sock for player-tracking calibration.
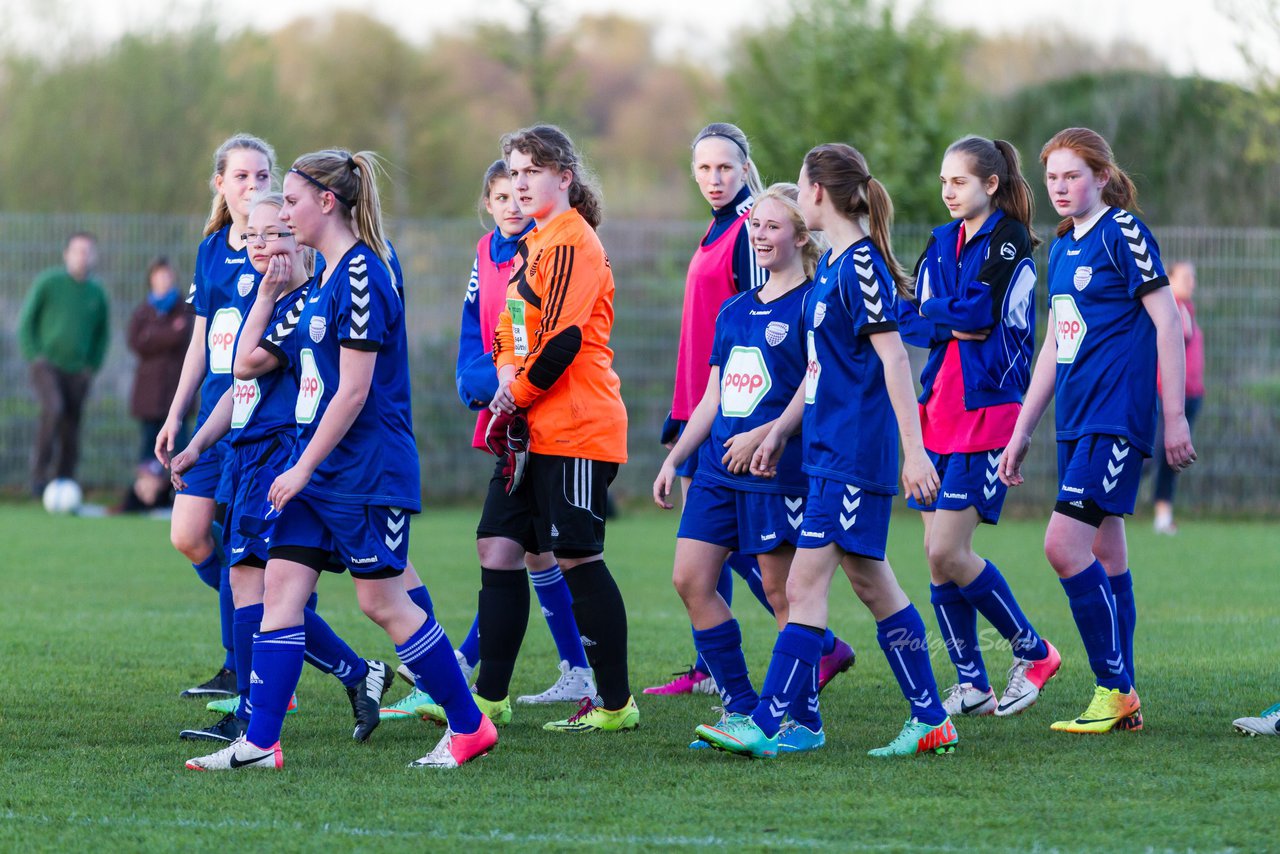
[192,553,220,590]
[406,584,434,618]
[692,619,758,715]
[821,629,836,657]
[1109,569,1136,686]
[301,608,368,687]
[961,560,1048,661]
[307,591,318,611]
[1060,560,1130,692]
[726,552,775,615]
[232,604,263,722]
[398,617,483,735]
[459,614,480,668]
[219,561,234,671]
[530,565,590,670]
[693,564,736,673]
[246,626,305,748]
[931,581,989,692]
[877,604,946,725]
[790,667,823,732]
[751,623,824,738]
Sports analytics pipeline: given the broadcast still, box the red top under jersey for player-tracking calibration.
[919,223,1021,454]
[671,213,747,421]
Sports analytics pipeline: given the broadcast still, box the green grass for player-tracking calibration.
[2,504,1277,851]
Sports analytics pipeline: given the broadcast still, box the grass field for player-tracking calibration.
[2,502,1277,851]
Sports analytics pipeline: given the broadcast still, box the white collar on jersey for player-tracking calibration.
[1072,205,1110,240]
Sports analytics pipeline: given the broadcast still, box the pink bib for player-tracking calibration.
[471,232,520,449]
[671,215,746,420]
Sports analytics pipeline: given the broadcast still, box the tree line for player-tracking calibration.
[1,0,1276,226]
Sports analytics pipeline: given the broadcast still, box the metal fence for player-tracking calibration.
[2,213,1276,514]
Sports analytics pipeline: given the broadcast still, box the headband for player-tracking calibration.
[697,131,750,161]
[289,167,356,210]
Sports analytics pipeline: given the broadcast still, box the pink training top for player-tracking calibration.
[671,214,747,420]
[919,342,1022,454]
[918,226,1020,454]
[1180,298,1205,398]
[471,231,520,449]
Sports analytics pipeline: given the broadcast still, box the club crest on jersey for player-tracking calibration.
[1000,242,1016,261]
[1073,266,1093,291]
[813,301,827,328]
[237,273,255,297]
[309,316,327,343]
[764,321,789,347]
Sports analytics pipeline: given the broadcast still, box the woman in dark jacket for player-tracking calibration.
[128,256,194,462]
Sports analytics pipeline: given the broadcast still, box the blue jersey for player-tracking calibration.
[699,281,814,494]
[1048,207,1167,455]
[188,226,257,428]
[802,240,901,494]
[231,282,308,446]
[280,242,421,510]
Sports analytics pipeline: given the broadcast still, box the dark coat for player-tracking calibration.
[127,299,194,421]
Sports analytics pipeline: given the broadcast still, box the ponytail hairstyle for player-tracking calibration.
[248,191,316,277]
[691,122,764,198]
[203,133,277,238]
[476,159,511,225]
[945,135,1041,248]
[1039,127,1139,238]
[501,124,604,229]
[289,149,393,280]
[803,144,912,297]
[752,182,828,280]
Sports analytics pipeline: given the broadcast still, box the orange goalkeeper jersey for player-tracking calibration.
[493,207,628,464]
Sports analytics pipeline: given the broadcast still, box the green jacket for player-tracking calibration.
[17,267,110,373]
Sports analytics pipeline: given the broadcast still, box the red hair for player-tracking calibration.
[1040,127,1139,237]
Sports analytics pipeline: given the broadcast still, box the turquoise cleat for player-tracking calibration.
[380,688,435,721]
[694,713,778,759]
[868,717,958,757]
[777,720,826,753]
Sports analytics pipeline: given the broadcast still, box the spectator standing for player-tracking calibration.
[1152,261,1204,535]
[128,257,195,463]
[18,232,109,495]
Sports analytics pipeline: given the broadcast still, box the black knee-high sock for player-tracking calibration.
[474,568,530,702]
[564,559,630,709]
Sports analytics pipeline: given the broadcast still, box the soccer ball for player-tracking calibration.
[42,478,82,515]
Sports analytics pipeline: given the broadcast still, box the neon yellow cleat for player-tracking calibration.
[1050,685,1140,734]
[417,693,511,728]
[543,696,639,732]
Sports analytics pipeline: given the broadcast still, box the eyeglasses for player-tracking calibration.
[240,229,294,244]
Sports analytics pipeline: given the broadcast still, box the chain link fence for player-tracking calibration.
[2,213,1276,514]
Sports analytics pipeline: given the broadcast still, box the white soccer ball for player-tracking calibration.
[42,478,82,515]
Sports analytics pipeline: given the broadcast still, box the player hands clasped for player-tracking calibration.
[698,144,955,759]
[895,136,1061,719]
[172,193,389,749]
[654,183,828,753]
[999,127,1196,734]
[158,134,274,701]
[483,124,637,733]
[187,149,494,772]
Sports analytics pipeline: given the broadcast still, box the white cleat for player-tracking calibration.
[516,660,597,704]
[1233,703,1280,737]
[185,736,283,771]
[455,648,477,686]
[942,682,996,717]
[396,663,416,686]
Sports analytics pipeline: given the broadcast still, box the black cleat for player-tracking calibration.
[180,712,247,743]
[347,660,392,742]
[181,667,237,698]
